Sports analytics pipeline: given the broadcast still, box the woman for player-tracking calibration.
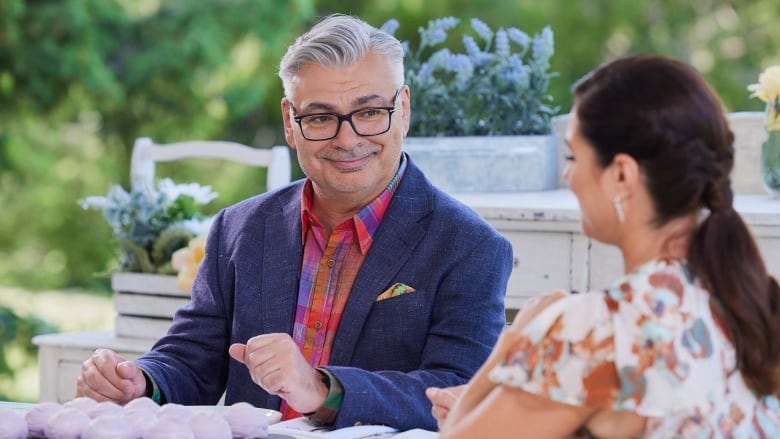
[427,55,780,438]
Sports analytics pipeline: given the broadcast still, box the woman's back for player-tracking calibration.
[491,258,780,438]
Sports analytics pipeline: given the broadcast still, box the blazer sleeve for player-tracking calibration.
[134,208,234,405]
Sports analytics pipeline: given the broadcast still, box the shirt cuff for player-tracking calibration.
[304,367,344,426]
[141,368,165,404]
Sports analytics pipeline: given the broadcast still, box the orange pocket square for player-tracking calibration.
[376,283,416,302]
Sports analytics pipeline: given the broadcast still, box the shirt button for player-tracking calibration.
[327,259,335,267]
[314,321,323,329]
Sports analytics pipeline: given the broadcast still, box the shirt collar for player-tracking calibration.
[300,154,408,254]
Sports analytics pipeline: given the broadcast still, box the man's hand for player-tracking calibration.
[229,333,327,413]
[425,385,466,426]
[76,348,147,404]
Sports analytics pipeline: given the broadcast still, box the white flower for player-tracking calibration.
[175,217,214,237]
[80,195,109,210]
[81,178,218,273]
[157,178,218,204]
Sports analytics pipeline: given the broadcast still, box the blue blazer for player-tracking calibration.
[135,157,513,430]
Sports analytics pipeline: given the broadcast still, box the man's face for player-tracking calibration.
[281,51,410,206]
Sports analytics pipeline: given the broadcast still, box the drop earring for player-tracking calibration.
[613,195,625,224]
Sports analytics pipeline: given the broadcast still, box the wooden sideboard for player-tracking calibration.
[452,191,780,313]
[33,331,153,403]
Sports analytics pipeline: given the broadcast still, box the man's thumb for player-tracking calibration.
[116,361,139,380]
[228,343,247,364]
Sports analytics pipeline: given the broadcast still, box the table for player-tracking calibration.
[0,401,439,438]
[0,400,34,412]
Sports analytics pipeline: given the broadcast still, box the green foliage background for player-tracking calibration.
[0,0,777,400]
[2,0,778,291]
[0,0,315,290]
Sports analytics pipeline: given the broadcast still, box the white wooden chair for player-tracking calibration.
[129,137,292,192]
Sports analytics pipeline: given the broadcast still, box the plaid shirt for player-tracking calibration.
[281,155,407,422]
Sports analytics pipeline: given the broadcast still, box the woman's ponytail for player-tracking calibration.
[688,207,780,396]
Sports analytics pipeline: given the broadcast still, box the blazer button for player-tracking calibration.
[314,321,323,329]
[327,259,335,267]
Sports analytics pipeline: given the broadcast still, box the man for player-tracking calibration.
[76,14,513,431]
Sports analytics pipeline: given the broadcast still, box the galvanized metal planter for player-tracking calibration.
[403,134,560,193]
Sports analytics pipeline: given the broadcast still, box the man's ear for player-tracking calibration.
[400,85,411,137]
[281,97,297,150]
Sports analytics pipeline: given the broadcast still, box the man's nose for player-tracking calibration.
[333,118,362,144]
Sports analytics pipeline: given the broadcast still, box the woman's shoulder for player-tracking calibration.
[508,259,704,341]
[492,258,715,388]
[605,258,696,304]
[607,258,716,333]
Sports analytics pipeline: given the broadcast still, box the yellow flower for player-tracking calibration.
[171,235,207,294]
[748,65,780,102]
[748,65,780,132]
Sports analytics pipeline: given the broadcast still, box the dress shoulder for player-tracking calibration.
[490,288,620,409]
[491,259,717,413]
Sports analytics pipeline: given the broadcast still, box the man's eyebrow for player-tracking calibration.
[354,93,384,106]
[299,93,386,114]
[299,101,336,113]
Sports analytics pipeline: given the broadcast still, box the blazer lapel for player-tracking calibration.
[259,188,303,335]
[330,162,433,364]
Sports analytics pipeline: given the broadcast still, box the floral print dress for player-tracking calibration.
[490,259,780,438]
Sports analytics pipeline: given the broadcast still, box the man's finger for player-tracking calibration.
[228,343,247,364]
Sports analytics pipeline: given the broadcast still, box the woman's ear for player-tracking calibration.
[609,153,641,198]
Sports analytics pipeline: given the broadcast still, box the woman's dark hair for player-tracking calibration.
[572,54,780,396]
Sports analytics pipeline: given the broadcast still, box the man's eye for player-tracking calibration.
[357,108,386,119]
[306,115,336,125]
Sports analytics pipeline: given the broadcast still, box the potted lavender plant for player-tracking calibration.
[81,179,216,338]
[382,17,560,192]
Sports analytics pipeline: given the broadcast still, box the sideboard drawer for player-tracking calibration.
[33,331,153,403]
[500,230,574,309]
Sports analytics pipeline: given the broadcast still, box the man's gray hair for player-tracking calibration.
[279,14,405,97]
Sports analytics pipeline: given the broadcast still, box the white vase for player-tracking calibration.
[403,134,559,192]
[761,130,780,197]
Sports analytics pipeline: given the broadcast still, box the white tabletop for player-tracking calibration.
[452,189,780,226]
[0,400,35,412]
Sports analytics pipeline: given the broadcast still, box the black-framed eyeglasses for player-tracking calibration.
[292,89,400,141]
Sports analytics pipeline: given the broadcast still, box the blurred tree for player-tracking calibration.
[0,0,777,291]
[0,305,56,401]
[0,0,314,289]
